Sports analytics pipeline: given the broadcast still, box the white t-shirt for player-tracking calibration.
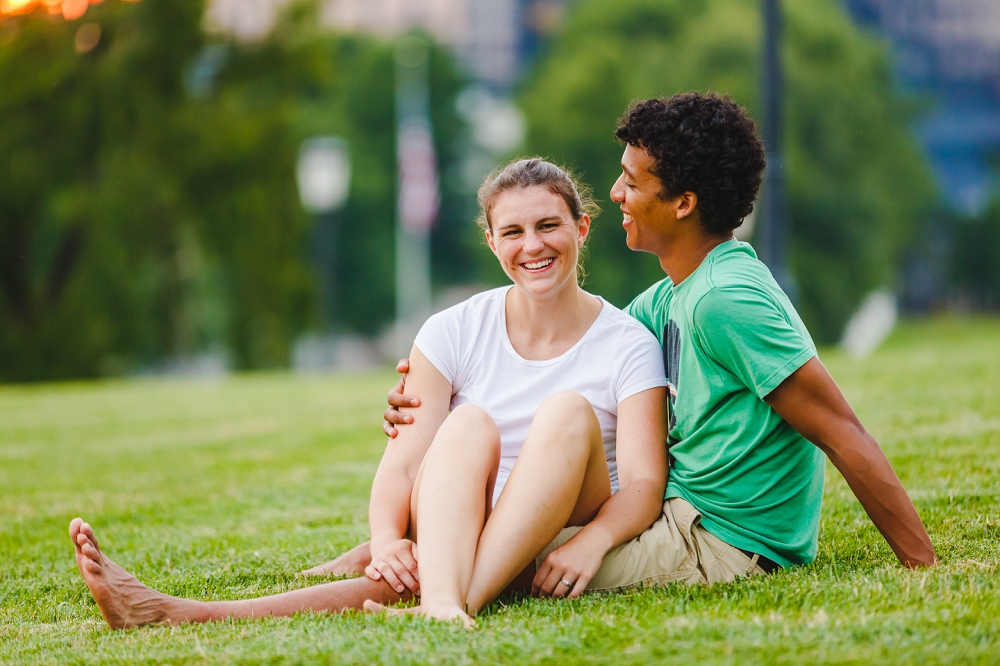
[413,286,667,506]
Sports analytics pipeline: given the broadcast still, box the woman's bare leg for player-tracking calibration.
[465,391,608,613]
[300,541,371,577]
[369,392,607,624]
[367,404,500,626]
[69,518,405,629]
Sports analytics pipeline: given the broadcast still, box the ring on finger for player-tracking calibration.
[560,579,572,587]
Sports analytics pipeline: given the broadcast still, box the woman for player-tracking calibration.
[68,159,667,628]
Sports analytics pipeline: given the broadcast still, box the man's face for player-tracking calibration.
[609,144,683,254]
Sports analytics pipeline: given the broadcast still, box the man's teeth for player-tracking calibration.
[524,258,554,270]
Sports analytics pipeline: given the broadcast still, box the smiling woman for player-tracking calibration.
[477,158,599,283]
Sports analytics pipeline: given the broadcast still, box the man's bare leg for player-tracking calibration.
[69,518,406,629]
[300,541,372,577]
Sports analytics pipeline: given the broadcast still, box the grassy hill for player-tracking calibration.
[1,317,998,664]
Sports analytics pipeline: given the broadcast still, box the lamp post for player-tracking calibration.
[394,35,439,332]
[297,136,351,332]
[760,0,795,299]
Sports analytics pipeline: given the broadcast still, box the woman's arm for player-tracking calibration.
[534,387,667,597]
[366,347,452,593]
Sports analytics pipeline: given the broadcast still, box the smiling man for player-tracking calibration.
[382,93,936,589]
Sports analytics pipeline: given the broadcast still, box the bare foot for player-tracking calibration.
[300,541,372,577]
[363,599,476,629]
[69,518,201,628]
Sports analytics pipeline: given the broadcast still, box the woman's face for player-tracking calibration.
[486,186,590,300]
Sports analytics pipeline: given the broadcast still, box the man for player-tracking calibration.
[380,92,936,588]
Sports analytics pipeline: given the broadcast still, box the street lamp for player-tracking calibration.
[760,0,795,300]
[297,136,350,332]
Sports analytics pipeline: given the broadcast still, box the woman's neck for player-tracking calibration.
[504,282,603,361]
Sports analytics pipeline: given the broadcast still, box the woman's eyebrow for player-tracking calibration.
[496,216,560,232]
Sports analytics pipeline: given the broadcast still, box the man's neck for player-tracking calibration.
[658,233,734,285]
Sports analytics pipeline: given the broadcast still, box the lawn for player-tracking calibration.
[1,316,998,665]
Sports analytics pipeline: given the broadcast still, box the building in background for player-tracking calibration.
[208,0,568,89]
[843,0,1000,214]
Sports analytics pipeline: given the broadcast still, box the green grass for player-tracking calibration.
[1,316,999,664]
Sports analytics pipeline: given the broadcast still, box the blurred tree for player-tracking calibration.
[0,1,467,380]
[0,0,215,380]
[517,0,936,342]
[949,198,1000,308]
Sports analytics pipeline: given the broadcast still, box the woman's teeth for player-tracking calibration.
[524,258,554,270]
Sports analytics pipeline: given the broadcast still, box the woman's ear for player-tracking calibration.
[485,229,499,256]
[576,214,591,247]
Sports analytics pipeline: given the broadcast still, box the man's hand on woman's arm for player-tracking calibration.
[383,358,417,438]
[765,356,937,569]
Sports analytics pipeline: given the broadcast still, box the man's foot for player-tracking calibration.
[299,541,372,577]
[69,518,198,628]
[363,599,476,629]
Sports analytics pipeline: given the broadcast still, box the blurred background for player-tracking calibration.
[1,0,997,382]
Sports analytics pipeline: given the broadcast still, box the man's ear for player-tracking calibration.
[675,192,698,220]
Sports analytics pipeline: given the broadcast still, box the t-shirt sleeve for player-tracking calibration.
[625,279,672,340]
[613,323,668,403]
[412,309,463,383]
[693,286,815,399]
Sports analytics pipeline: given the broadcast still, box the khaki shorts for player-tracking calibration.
[535,497,768,591]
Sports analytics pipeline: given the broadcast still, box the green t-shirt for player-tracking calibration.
[626,239,825,567]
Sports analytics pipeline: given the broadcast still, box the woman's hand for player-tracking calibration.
[366,538,420,595]
[382,358,419,438]
[531,532,607,600]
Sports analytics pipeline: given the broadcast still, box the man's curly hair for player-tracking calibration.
[614,93,766,235]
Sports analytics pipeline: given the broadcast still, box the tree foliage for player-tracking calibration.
[518,0,936,342]
[949,197,1000,308]
[0,1,467,380]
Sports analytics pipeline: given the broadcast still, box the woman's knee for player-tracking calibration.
[434,404,501,456]
[538,391,598,424]
[533,391,601,443]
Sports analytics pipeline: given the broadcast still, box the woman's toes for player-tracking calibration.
[362,600,385,612]
[81,523,99,548]
[83,558,103,575]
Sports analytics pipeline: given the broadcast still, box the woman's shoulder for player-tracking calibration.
[417,287,506,343]
[596,297,662,343]
[428,286,507,324]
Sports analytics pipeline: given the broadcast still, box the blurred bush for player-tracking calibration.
[517,0,936,342]
[0,1,467,381]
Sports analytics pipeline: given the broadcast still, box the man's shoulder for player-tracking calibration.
[691,246,788,321]
[626,277,673,320]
